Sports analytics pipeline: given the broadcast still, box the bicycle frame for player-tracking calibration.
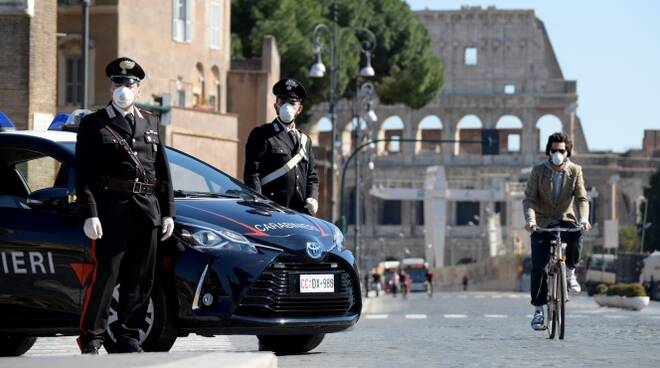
[535,226,582,339]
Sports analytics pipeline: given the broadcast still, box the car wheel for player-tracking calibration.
[585,283,595,296]
[257,334,325,354]
[0,335,37,357]
[104,281,178,353]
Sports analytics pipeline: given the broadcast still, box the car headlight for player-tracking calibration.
[179,223,257,253]
[330,223,345,251]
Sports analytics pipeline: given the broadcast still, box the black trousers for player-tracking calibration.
[78,200,158,348]
[530,221,582,307]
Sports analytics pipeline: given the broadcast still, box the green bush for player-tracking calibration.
[595,284,608,295]
[604,283,647,297]
[606,284,623,296]
[624,283,647,297]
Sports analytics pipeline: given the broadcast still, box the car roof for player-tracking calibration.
[401,258,425,265]
[0,130,77,143]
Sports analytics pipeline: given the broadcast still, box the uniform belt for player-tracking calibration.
[105,178,155,195]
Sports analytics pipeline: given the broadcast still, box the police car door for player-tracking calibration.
[0,143,85,328]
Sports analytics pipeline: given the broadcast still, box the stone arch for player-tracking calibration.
[495,115,523,153]
[415,115,443,154]
[377,115,405,155]
[193,62,205,107]
[315,117,332,132]
[341,117,368,156]
[312,117,332,149]
[209,65,221,112]
[455,114,483,155]
[536,114,563,152]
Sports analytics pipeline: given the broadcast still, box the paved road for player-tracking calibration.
[24,292,660,367]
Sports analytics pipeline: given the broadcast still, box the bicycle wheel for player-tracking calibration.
[558,262,567,340]
[547,272,557,339]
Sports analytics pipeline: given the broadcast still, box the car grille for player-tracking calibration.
[234,260,358,317]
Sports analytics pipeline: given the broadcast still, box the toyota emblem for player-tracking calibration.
[306,242,322,259]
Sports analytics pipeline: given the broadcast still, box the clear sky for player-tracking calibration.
[406,0,660,152]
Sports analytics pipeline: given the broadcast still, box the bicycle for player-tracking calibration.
[534,225,582,340]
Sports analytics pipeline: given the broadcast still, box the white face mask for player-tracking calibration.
[278,103,297,123]
[551,152,565,166]
[112,86,135,109]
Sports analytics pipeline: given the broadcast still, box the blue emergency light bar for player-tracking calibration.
[0,112,16,131]
[47,109,92,132]
[48,113,70,131]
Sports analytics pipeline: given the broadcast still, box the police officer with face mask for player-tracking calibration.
[75,57,175,354]
[244,78,319,215]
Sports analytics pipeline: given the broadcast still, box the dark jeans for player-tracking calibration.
[530,221,582,307]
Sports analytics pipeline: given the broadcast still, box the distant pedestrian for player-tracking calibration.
[462,274,469,291]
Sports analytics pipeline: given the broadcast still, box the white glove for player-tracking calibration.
[305,198,318,215]
[524,222,537,233]
[83,217,103,240]
[161,217,174,241]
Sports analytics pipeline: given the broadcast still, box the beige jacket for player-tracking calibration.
[523,160,589,227]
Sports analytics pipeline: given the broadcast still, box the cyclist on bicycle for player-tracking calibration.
[523,132,591,331]
[426,269,434,296]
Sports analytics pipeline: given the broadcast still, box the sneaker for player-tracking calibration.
[567,268,581,293]
[80,345,100,355]
[531,310,546,331]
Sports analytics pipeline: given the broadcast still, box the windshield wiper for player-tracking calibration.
[173,190,240,199]
[225,189,262,201]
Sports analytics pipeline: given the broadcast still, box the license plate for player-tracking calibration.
[299,274,335,293]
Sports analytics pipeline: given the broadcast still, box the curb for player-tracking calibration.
[0,352,277,368]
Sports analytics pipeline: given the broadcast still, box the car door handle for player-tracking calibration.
[0,228,15,236]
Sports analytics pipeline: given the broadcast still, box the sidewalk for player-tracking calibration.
[0,352,277,368]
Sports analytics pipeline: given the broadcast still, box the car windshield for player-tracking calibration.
[60,142,262,200]
[405,268,427,283]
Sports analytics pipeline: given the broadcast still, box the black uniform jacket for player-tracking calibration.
[75,103,175,226]
[243,119,319,212]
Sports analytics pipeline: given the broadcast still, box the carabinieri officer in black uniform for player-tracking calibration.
[244,78,319,215]
[75,57,175,354]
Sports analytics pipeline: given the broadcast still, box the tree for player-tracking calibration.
[643,167,660,252]
[231,0,444,125]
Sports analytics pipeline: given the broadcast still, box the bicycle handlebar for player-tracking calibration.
[534,226,583,233]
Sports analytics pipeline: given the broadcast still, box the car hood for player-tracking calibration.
[173,198,336,251]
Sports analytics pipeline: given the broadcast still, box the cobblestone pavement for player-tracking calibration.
[24,292,660,367]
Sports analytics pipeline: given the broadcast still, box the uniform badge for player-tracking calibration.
[285,79,298,91]
[119,60,136,75]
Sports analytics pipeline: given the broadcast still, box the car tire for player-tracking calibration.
[257,333,325,354]
[104,281,178,353]
[0,335,37,357]
[585,283,595,296]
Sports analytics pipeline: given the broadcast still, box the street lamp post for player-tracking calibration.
[351,81,377,272]
[638,196,649,254]
[310,13,377,223]
[81,0,90,109]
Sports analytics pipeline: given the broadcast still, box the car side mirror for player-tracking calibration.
[27,187,74,209]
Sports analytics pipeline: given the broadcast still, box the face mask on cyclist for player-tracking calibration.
[551,151,564,166]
